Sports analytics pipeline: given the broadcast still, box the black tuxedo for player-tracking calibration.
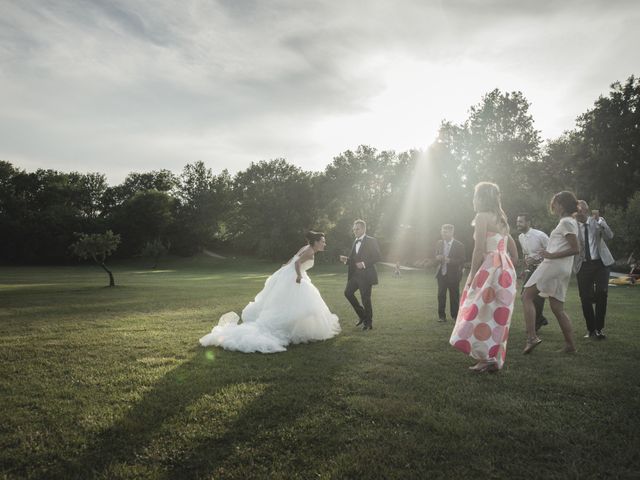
[344,235,382,328]
[435,238,465,320]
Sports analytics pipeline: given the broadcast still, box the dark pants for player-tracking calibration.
[522,267,547,329]
[437,272,460,320]
[577,259,610,333]
[345,276,373,327]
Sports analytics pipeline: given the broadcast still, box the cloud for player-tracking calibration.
[0,0,639,183]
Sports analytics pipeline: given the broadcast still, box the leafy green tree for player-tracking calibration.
[539,133,582,194]
[318,146,400,259]
[230,159,316,259]
[602,191,640,262]
[0,166,105,263]
[70,230,121,286]
[437,89,543,217]
[572,75,640,207]
[68,172,109,218]
[101,169,178,214]
[109,190,175,256]
[172,161,232,255]
[140,238,170,269]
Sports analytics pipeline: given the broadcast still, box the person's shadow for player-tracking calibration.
[55,338,353,479]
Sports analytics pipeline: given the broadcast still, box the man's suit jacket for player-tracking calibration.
[435,238,465,280]
[347,235,382,286]
[573,217,615,273]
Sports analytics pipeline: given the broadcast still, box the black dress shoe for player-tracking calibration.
[583,331,595,339]
[355,318,364,327]
[362,324,372,330]
[595,330,607,339]
[535,316,549,331]
[438,317,447,323]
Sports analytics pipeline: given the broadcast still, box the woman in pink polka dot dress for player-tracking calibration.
[449,182,519,373]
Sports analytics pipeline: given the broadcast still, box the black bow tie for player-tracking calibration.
[355,238,362,243]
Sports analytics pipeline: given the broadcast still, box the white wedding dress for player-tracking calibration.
[199,254,341,353]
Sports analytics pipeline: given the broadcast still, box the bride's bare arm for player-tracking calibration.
[283,245,310,267]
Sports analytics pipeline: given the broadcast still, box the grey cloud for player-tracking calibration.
[1,0,639,184]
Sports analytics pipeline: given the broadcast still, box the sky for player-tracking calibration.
[1,0,639,184]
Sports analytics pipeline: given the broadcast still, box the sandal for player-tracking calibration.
[523,336,542,354]
[469,362,499,373]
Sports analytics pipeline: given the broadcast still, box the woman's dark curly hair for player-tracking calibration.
[550,191,578,215]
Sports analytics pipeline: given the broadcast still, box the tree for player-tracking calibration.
[68,172,108,218]
[173,161,232,254]
[109,190,175,256]
[572,75,640,207]
[70,231,121,286]
[603,191,640,263]
[230,159,317,259]
[317,146,401,259]
[101,169,178,214]
[437,89,543,217]
[140,238,170,269]
[0,166,106,263]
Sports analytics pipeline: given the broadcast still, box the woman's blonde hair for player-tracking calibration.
[473,182,509,231]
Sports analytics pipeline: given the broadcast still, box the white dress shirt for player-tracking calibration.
[442,239,452,275]
[579,218,605,260]
[518,228,549,263]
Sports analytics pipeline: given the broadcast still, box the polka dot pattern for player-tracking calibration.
[450,233,516,370]
[482,287,496,304]
[475,269,489,289]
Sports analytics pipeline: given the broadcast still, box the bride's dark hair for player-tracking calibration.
[305,231,325,245]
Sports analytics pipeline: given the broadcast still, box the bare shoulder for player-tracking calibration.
[297,245,314,259]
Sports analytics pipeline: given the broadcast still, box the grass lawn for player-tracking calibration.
[1,255,639,479]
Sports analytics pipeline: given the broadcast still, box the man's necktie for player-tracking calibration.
[584,223,592,261]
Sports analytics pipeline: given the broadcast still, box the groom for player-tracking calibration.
[340,219,382,330]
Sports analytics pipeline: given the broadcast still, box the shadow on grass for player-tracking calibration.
[56,338,355,479]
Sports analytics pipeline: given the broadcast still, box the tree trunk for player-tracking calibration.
[100,262,116,287]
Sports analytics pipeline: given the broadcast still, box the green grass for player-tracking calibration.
[1,255,639,479]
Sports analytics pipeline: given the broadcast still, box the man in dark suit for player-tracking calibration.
[340,219,382,330]
[435,224,465,322]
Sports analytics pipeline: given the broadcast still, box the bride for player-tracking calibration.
[199,231,341,353]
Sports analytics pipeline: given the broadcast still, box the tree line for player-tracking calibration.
[1,75,638,266]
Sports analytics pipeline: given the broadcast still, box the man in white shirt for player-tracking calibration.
[574,201,615,339]
[516,214,550,331]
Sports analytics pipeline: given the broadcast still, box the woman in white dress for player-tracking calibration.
[199,231,341,353]
[522,192,579,354]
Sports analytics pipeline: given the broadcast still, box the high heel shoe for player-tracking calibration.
[523,336,542,354]
[469,362,486,371]
[469,362,499,373]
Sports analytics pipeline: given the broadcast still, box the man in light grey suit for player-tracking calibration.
[574,200,615,339]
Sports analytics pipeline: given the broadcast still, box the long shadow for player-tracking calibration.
[54,338,354,479]
[164,342,355,479]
